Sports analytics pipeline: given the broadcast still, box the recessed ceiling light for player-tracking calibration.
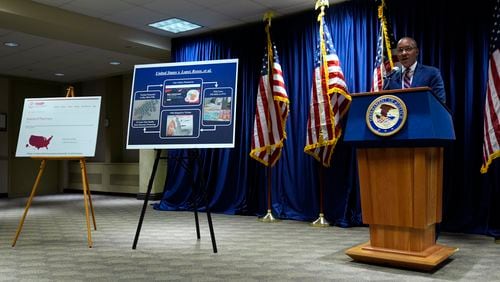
[148,18,201,33]
[54,73,65,77]
[109,61,121,65]
[4,42,19,47]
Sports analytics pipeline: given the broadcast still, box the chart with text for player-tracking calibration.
[127,59,239,149]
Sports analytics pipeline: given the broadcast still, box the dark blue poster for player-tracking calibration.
[126,59,238,149]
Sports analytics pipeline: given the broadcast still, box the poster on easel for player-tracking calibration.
[126,59,239,149]
[15,97,102,157]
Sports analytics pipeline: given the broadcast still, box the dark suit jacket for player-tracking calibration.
[383,63,446,104]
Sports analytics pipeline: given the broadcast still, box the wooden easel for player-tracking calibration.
[12,86,97,248]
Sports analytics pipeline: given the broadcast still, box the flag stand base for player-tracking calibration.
[258,209,280,222]
[310,213,330,227]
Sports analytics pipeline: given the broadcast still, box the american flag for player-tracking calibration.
[371,25,394,91]
[249,41,289,167]
[304,19,351,167]
[371,1,396,92]
[481,0,500,173]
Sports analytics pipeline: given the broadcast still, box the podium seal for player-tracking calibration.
[366,95,407,136]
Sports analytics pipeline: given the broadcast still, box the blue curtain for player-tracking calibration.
[155,0,500,237]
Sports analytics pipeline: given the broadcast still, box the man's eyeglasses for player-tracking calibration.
[397,46,416,53]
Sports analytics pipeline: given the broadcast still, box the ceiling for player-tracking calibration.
[0,0,344,83]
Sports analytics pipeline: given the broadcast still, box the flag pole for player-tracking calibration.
[380,0,394,70]
[310,0,331,227]
[311,165,329,226]
[259,165,279,222]
[378,2,386,89]
[258,11,279,223]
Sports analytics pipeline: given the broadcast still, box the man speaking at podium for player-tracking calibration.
[384,37,446,104]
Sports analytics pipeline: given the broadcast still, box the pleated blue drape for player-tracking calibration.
[155,0,500,237]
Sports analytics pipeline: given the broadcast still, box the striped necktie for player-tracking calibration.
[404,69,412,89]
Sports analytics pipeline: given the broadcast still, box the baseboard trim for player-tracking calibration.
[63,189,163,201]
[0,193,7,198]
[63,189,136,198]
[136,192,163,201]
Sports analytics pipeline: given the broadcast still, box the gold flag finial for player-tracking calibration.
[378,0,385,18]
[315,0,329,10]
[263,11,275,26]
[65,86,75,97]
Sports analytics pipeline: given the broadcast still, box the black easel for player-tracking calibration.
[132,149,217,253]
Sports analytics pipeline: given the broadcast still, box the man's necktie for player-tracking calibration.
[404,69,412,89]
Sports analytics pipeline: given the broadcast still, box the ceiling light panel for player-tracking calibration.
[148,18,201,33]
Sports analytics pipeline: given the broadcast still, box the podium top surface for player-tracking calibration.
[344,88,455,147]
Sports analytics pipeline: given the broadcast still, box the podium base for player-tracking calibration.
[258,210,280,222]
[310,213,330,227]
[345,242,458,271]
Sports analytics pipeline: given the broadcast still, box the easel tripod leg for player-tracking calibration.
[193,195,201,240]
[132,149,161,249]
[82,160,97,230]
[194,151,216,253]
[191,150,201,239]
[12,160,46,247]
[80,159,93,248]
[206,208,217,253]
[201,175,217,253]
[87,188,97,230]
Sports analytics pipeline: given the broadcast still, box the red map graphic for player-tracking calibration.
[26,135,53,149]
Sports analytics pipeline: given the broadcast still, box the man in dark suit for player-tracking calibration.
[384,37,446,104]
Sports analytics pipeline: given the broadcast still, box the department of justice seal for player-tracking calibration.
[366,95,407,136]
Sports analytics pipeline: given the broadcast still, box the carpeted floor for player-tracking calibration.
[1,193,499,281]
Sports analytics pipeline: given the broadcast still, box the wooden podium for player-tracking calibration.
[343,87,457,271]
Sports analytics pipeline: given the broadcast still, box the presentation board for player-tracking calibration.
[126,59,239,149]
[15,97,102,157]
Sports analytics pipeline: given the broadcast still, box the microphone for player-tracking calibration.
[384,66,400,78]
[382,66,399,90]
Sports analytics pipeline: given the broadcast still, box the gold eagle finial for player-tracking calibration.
[263,11,275,26]
[315,0,329,10]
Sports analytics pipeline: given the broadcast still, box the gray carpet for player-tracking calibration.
[1,193,499,281]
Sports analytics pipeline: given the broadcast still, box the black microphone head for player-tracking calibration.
[385,66,400,78]
[382,66,400,90]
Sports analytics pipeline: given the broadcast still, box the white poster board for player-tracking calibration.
[16,97,101,157]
